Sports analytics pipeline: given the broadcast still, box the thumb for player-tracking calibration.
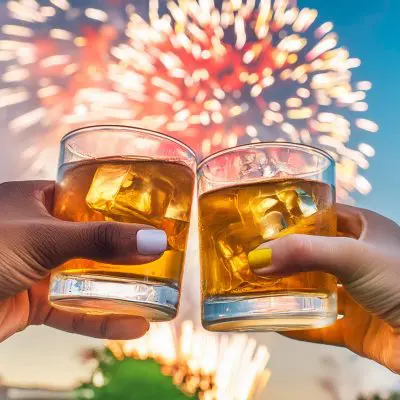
[29,220,168,269]
[248,234,375,284]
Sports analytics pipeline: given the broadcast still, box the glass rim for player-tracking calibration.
[60,124,197,159]
[197,141,335,171]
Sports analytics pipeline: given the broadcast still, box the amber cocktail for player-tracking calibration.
[198,143,337,331]
[49,126,196,321]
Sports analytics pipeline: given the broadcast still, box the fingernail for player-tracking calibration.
[137,230,167,255]
[248,248,272,270]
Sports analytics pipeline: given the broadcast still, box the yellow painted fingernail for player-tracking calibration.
[248,248,272,269]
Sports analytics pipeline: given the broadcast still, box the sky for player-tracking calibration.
[0,0,398,223]
[301,0,400,222]
[0,1,399,398]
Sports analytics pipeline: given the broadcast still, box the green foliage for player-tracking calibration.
[75,349,193,400]
[76,347,400,400]
[357,394,400,400]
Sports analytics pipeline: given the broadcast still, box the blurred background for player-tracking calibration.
[0,0,399,399]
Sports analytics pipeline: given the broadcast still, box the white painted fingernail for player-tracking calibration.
[137,230,167,255]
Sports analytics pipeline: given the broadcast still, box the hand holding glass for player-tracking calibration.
[49,126,196,321]
[198,143,337,331]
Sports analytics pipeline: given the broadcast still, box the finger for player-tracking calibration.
[7,181,168,267]
[27,220,168,269]
[249,234,376,284]
[336,203,364,239]
[44,308,149,340]
[282,319,345,347]
[0,180,55,219]
[32,180,56,213]
[337,203,400,246]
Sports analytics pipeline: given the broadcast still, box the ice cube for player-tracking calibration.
[263,160,296,179]
[228,252,252,281]
[216,241,252,284]
[259,211,288,240]
[296,189,318,217]
[277,189,317,219]
[164,185,192,223]
[214,223,264,289]
[86,164,131,212]
[86,164,173,225]
[161,218,188,251]
[216,236,235,259]
[164,167,193,223]
[165,204,188,222]
[249,195,279,222]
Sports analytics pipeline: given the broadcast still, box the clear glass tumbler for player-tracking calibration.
[198,142,337,331]
[49,125,196,321]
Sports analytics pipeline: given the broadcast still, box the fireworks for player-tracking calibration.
[106,320,270,400]
[0,0,378,200]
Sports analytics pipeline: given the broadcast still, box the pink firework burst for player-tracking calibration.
[0,0,378,201]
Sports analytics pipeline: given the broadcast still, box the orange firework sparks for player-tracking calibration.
[0,0,379,201]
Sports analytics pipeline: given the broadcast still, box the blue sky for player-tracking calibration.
[302,0,400,222]
[0,0,397,222]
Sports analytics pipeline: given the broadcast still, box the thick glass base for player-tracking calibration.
[49,274,179,321]
[202,292,337,332]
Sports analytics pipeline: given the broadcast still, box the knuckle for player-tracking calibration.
[22,221,60,267]
[282,234,313,273]
[23,221,54,244]
[92,223,121,255]
[19,222,43,247]
[23,221,44,236]
[285,234,312,258]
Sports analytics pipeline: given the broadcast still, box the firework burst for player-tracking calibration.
[0,0,378,200]
[106,320,271,400]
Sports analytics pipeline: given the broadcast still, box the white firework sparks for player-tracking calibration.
[0,0,379,201]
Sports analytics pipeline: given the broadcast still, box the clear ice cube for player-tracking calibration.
[249,195,279,222]
[245,193,289,240]
[296,189,318,217]
[277,188,317,219]
[216,240,252,285]
[215,223,264,288]
[86,164,131,212]
[216,236,235,259]
[259,211,288,240]
[86,164,173,225]
[165,203,188,222]
[228,252,252,282]
[164,167,193,223]
[161,218,187,251]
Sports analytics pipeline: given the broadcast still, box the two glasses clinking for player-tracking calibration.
[49,125,337,332]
